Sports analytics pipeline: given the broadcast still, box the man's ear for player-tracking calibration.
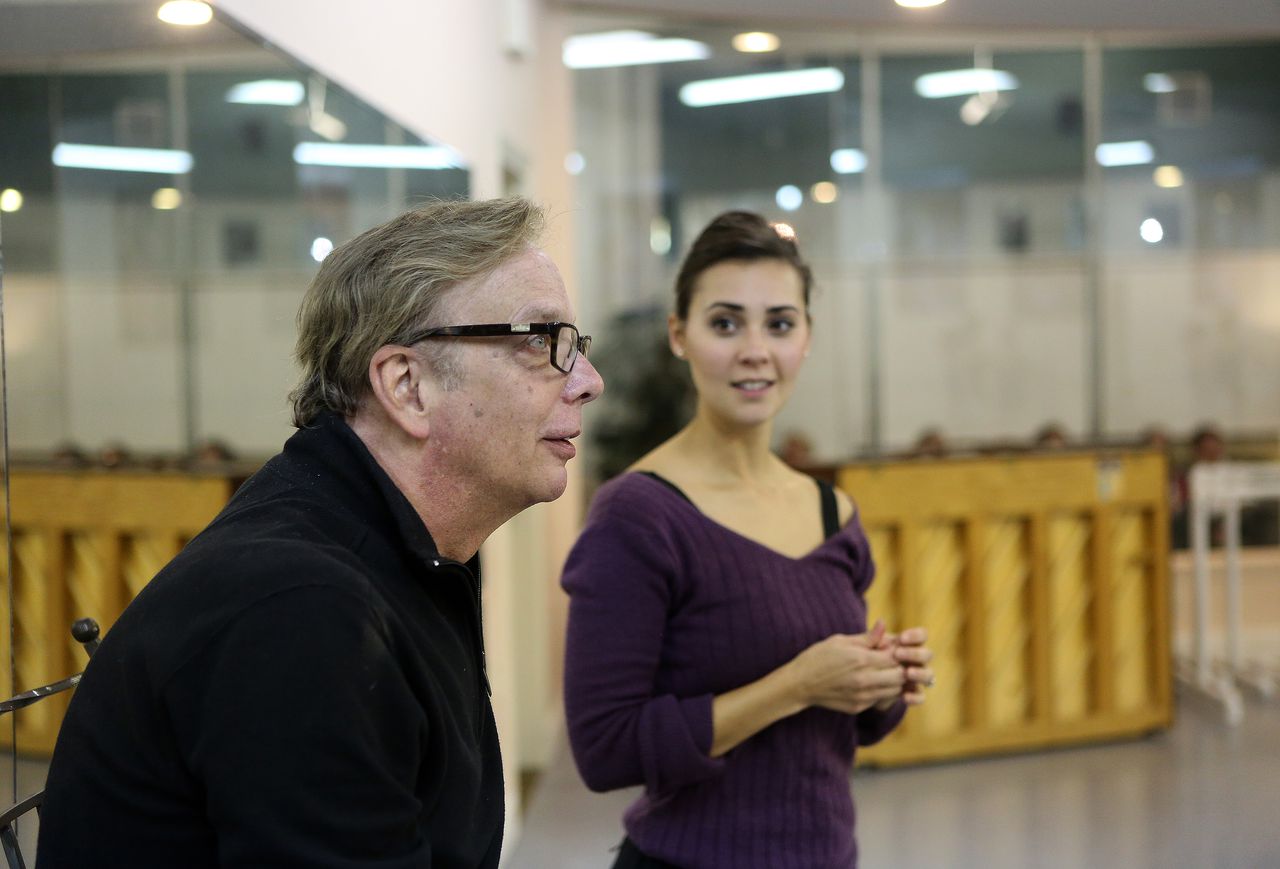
[367,345,434,439]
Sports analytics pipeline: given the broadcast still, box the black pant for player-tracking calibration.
[611,837,683,869]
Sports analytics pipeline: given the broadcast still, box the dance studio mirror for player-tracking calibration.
[0,0,468,853]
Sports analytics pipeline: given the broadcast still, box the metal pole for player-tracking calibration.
[1190,480,1211,687]
[1224,501,1242,675]
[861,48,884,457]
[1082,38,1105,440]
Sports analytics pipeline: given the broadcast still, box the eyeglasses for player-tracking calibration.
[403,321,592,374]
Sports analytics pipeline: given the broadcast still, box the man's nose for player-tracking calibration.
[568,354,605,403]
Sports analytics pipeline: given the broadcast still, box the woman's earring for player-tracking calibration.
[673,347,685,359]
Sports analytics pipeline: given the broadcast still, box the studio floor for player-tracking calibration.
[509,691,1280,869]
[4,691,1277,867]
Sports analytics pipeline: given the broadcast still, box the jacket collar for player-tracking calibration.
[279,412,478,576]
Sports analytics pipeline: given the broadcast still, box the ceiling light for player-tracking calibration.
[0,188,23,212]
[293,142,459,170]
[830,148,867,174]
[650,217,672,255]
[1096,140,1154,167]
[563,30,709,69]
[896,0,947,6]
[151,187,182,210]
[959,90,1010,126]
[1153,165,1184,188]
[1143,73,1177,94]
[53,143,193,174]
[311,237,334,262]
[732,32,779,53]
[1140,218,1164,244]
[811,182,838,204]
[915,68,1018,99]
[680,67,844,108]
[564,151,586,175]
[156,1,212,26]
[775,185,803,212]
[226,80,305,106]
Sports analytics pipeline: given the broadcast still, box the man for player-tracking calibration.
[37,198,603,867]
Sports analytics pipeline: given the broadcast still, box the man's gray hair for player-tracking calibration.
[289,197,545,427]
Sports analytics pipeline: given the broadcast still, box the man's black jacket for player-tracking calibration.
[38,412,503,867]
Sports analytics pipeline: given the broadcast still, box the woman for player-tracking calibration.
[562,211,934,868]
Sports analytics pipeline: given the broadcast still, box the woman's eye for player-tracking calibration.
[710,317,737,333]
[527,334,549,350]
[770,319,796,333]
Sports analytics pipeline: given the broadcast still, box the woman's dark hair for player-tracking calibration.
[673,211,813,319]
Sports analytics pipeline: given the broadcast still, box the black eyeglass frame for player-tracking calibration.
[402,321,592,374]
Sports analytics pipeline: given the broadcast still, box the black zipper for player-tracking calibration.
[431,557,491,698]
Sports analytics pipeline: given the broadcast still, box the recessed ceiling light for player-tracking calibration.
[811,182,838,204]
[1153,165,1184,188]
[732,32,780,53]
[151,187,182,210]
[0,188,23,212]
[157,1,212,26]
[830,148,867,174]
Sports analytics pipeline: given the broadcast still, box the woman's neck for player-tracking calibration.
[668,411,783,486]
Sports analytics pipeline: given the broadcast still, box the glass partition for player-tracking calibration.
[0,0,469,848]
[570,21,1280,469]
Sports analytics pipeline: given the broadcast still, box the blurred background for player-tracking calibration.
[1,1,1277,866]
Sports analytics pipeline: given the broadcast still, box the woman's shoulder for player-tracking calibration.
[588,471,688,523]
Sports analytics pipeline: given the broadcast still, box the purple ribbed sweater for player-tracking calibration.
[562,472,905,869]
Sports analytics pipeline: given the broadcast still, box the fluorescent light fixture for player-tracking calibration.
[293,142,458,170]
[897,0,947,6]
[1153,165,1184,188]
[811,181,838,204]
[157,1,212,26]
[775,184,803,212]
[151,187,182,210]
[732,32,779,53]
[915,68,1018,99]
[563,30,709,69]
[1096,140,1154,167]
[680,67,844,108]
[830,148,867,174]
[226,79,304,106]
[53,143,193,174]
[1143,73,1176,93]
[0,188,23,212]
[1140,218,1164,244]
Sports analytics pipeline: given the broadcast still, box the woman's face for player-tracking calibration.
[670,258,810,431]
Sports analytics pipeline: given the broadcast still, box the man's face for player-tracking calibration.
[425,247,603,512]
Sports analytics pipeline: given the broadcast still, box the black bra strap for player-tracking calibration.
[817,479,840,539]
[637,470,694,505]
